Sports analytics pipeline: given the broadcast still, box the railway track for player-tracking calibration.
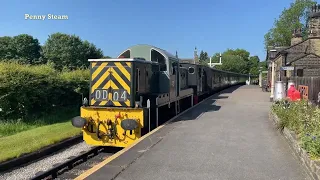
[29,101,181,180]
[29,90,225,180]
[11,87,236,180]
[31,146,121,180]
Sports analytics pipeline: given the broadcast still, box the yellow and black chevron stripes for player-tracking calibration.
[90,61,132,107]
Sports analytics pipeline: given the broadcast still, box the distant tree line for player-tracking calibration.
[198,49,267,75]
[0,33,107,70]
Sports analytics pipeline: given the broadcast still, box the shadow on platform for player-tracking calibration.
[169,85,242,123]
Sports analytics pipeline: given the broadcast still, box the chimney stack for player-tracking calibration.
[291,28,303,45]
[308,4,320,38]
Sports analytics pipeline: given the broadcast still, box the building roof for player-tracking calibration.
[180,58,195,64]
[286,53,320,65]
[266,46,288,62]
[268,36,320,63]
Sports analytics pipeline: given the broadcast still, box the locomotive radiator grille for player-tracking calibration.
[90,61,132,107]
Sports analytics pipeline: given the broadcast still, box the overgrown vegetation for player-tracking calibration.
[0,61,90,120]
[272,100,320,159]
[0,32,101,161]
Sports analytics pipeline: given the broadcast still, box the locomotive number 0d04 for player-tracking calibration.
[94,89,128,102]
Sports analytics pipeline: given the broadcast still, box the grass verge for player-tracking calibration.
[272,100,320,160]
[0,107,79,138]
[0,121,81,162]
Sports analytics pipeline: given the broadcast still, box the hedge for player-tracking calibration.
[0,61,90,120]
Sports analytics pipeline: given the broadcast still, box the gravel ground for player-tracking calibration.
[0,141,94,180]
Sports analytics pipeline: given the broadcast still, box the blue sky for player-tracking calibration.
[1,0,297,61]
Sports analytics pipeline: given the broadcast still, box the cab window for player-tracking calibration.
[119,50,130,58]
[151,49,167,71]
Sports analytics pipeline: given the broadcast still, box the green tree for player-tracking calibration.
[0,34,41,64]
[0,36,14,60]
[209,49,262,74]
[224,48,250,61]
[42,33,103,70]
[248,56,260,75]
[259,61,268,70]
[210,53,221,63]
[215,49,251,73]
[199,50,209,65]
[13,34,41,64]
[214,54,248,74]
[264,0,316,49]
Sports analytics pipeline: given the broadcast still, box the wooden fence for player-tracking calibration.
[290,76,320,104]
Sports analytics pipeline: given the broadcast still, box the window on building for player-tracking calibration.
[297,69,303,77]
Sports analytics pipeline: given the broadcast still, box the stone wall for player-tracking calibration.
[294,53,320,77]
[308,16,320,38]
[310,38,320,56]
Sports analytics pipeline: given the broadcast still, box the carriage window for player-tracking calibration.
[188,67,195,74]
[119,50,130,58]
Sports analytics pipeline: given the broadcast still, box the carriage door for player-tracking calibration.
[202,70,207,92]
[198,67,202,93]
[170,60,180,98]
[175,63,180,97]
[169,61,176,99]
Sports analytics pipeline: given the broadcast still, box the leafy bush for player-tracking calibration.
[0,61,90,120]
[272,100,320,159]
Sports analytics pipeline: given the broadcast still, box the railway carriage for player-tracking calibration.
[71,44,247,148]
[180,63,247,102]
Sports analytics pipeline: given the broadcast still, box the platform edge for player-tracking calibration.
[74,88,224,180]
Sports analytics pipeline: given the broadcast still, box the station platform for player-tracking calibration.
[76,85,311,180]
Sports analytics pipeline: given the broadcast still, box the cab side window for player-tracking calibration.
[151,49,167,71]
[119,50,130,58]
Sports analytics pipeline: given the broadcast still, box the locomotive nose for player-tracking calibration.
[71,116,87,128]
